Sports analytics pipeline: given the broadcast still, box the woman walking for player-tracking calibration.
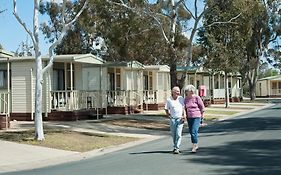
[184,85,205,153]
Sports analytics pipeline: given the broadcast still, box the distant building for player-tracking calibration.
[256,75,281,97]
[177,66,242,104]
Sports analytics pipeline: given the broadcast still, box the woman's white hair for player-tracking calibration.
[184,84,196,92]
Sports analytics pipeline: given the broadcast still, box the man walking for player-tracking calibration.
[165,86,186,154]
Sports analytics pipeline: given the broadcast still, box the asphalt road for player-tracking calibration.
[3,104,281,175]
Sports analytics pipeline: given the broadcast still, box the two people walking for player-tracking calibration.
[165,85,205,154]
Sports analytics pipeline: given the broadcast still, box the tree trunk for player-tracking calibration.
[224,72,229,108]
[34,53,45,140]
[249,81,256,100]
[247,70,257,100]
[247,61,259,101]
[170,62,177,88]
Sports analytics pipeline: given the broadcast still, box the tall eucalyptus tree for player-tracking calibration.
[13,0,88,140]
[199,0,253,107]
[40,0,172,65]
[242,0,280,100]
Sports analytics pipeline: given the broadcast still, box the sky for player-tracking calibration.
[0,0,199,56]
[0,0,62,55]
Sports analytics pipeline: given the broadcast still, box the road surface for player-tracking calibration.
[3,104,281,175]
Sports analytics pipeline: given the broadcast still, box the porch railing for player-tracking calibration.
[51,90,105,111]
[51,90,145,111]
[271,89,281,95]
[51,89,171,111]
[107,90,143,107]
[143,90,157,104]
[0,91,9,115]
[0,91,9,129]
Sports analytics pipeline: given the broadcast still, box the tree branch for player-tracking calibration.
[0,9,7,13]
[106,0,170,44]
[13,0,36,46]
[43,0,88,74]
[205,13,242,28]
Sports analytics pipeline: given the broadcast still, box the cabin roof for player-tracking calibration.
[0,54,105,64]
[0,49,13,58]
[105,60,144,69]
[144,65,170,72]
[258,75,281,81]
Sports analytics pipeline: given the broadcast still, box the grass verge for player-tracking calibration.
[0,128,139,152]
[104,118,170,130]
[205,110,239,115]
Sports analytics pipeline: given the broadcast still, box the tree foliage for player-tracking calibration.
[40,0,182,65]
[199,0,280,100]
[259,61,279,78]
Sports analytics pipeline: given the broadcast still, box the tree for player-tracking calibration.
[266,0,281,72]
[14,37,34,57]
[13,0,88,141]
[105,0,194,88]
[241,0,280,100]
[40,1,91,54]
[258,62,279,78]
[200,0,280,101]
[269,47,281,71]
[199,0,253,107]
[40,0,174,65]
[109,0,242,89]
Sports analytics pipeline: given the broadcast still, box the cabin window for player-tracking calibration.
[220,76,224,89]
[132,71,138,90]
[190,77,194,85]
[53,69,65,90]
[149,74,153,90]
[0,70,7,89]
[116,74,121,90]
[164,73,168,90]
[143,75,148,90]
[116,68,121,90]
[215,81,219,89]
[228,82,231,88]
[158,73,163,90]
[143,71,153,91]
[66,64,75,90]
[109,73,115,90]
[272,82,277,89]
[108,68,121,91]
[238,79,241,88]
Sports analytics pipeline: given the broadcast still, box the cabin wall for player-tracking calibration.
[256,80,268,97]
[75,64,83,90]
[11,61,34,113]
[82,66,102,90]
